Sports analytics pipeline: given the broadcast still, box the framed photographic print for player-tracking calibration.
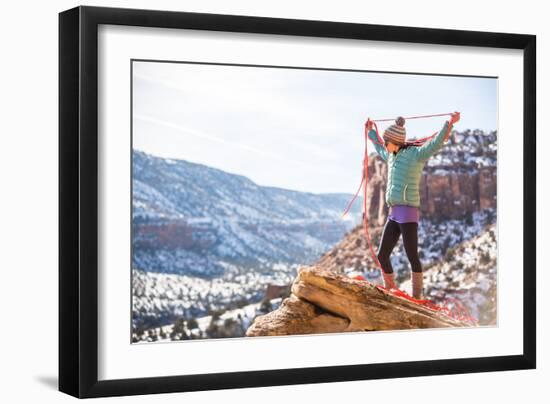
[59,5,536,399]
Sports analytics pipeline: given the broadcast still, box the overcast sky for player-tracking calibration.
[133,61,497,194]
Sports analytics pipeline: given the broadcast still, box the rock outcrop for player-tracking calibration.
[246,266,470,336]
[245,293,350,336]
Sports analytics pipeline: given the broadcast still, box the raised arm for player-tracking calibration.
[414,121,450,161]
[414,112,459,161]
[368,129,388,161]
[365,120,388,161]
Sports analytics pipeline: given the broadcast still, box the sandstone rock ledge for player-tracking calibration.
[246,266,470,337]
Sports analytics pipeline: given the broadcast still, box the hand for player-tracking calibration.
[365,119,374,132]
[450,111,460,125]
[444,112,460,142]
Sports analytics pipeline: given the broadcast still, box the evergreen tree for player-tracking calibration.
[485,209,495,225]
[465,211,474,226]
[480,251,491,265]
[159,327,167,339]
[260,299,272,313]
[187,317,199,330]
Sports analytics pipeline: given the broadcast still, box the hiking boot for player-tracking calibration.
[412,272,424,299]
[382,272,397,289]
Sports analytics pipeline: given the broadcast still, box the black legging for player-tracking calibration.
[377,218,422,274]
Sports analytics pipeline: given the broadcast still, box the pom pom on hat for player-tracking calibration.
[383,116,407,146]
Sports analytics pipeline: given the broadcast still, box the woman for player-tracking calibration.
[366,112,460,299]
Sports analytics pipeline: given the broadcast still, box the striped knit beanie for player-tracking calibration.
[383,116,406,146]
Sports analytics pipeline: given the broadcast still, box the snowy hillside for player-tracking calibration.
[132,297,284,343]
[426,128,497,171]
[132,150,363,330]
[132,262,297,329]
[132,150,362,277]
[133,149,362,222]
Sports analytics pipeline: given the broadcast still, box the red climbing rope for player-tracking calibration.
[344,113,478,326]
[369,112,454,122]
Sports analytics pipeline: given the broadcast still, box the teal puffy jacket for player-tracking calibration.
[368,121,450,208]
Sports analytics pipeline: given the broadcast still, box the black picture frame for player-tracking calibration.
[59,5,536,399]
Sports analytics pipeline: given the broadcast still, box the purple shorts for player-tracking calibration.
[388,204,420,223]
